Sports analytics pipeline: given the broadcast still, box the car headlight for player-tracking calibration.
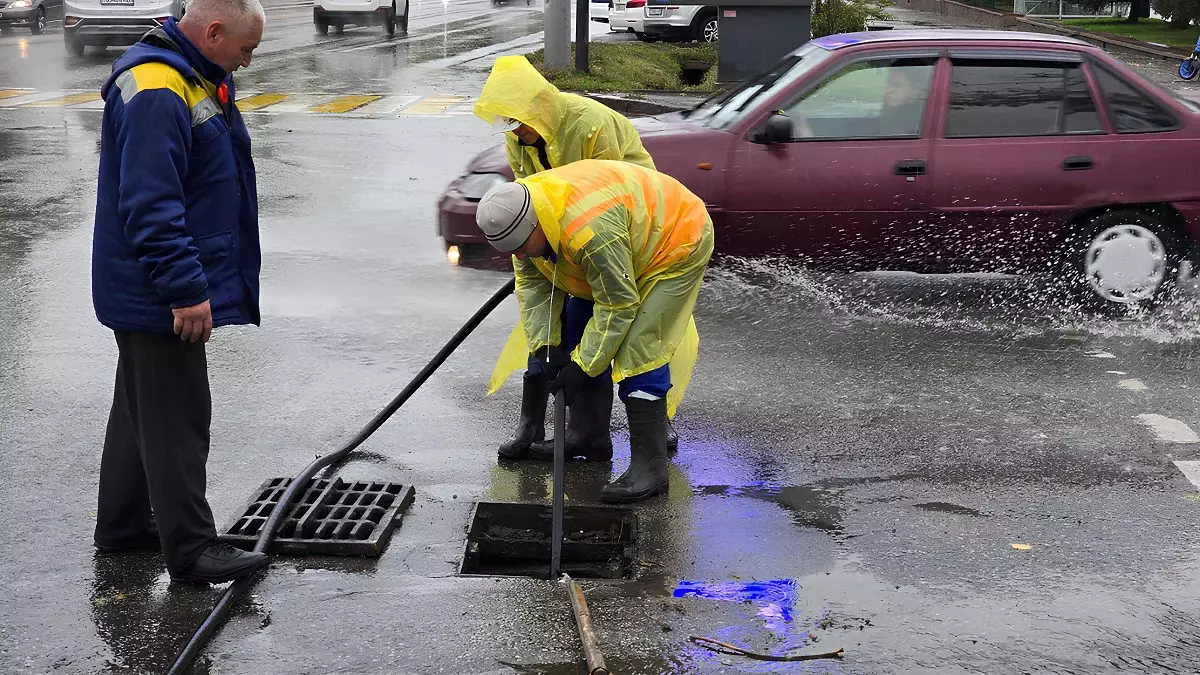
[458,172,509,202]
[9,1,33,8]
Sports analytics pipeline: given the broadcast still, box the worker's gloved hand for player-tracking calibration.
[549,361,588,406]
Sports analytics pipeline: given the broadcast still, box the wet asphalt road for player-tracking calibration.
[2,5,1200,675]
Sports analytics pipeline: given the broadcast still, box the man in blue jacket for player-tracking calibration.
[91,0,267,584]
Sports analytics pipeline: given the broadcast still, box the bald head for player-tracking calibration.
[179,0,265,74]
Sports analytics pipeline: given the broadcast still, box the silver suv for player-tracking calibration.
[62,0,183,56]
[641,4,717,43]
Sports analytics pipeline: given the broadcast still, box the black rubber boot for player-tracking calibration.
[601,398,670,504]
[497,373,549,461]
[530,384,613,462]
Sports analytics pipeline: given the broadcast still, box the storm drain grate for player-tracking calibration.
[459,501,638,579]
[220,477,416,557]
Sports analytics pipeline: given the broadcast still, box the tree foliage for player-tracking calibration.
[1151,0,1198,27]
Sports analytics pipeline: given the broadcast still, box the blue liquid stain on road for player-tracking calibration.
[673,578,798,634]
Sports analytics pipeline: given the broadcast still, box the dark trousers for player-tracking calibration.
[95,332,216,573]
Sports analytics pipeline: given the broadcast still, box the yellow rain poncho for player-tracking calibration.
[473,55,655,179]
[488,160,715,418]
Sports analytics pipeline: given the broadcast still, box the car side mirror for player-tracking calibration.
[757,113,793,145]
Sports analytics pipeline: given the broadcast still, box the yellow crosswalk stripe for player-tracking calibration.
[0,89,31,100]
[402,96,466,115]
[26,92,101,107]
[308,95,382,114]
[236,93,289,112]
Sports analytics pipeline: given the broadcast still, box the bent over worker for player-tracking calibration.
[473,55,661,464]
[91,0,267,584]
[476,160,714,504]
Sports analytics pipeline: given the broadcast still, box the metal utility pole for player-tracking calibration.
[545,0,571,69]
[575,0,589,72]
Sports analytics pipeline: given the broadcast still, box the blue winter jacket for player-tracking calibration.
[92,19,260,333]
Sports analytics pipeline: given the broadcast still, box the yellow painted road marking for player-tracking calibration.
[237,93,289,112]
[0,89,32,100]
[401,95,466,115]
[26,92,101,107]
[308,95,382,114]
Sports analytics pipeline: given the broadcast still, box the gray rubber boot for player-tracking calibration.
[601,398,670,504]
[529,383,613,461]
[497,373,548,461]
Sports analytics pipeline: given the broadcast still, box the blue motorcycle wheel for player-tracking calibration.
[1179,58,1199,80]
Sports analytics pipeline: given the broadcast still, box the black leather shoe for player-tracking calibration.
[498,373,550,461]
[601,398,670,504]
[530,383,614,462]
[171,543,268,585]
[95,526,160,554]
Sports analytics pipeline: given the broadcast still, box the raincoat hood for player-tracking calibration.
[473,55,563,143]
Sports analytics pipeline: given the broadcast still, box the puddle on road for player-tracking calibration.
[693,482,845,533]
[913,501,987,517]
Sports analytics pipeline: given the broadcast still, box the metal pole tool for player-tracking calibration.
[550,390,566,578]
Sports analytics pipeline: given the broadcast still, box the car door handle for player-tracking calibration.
[1063,156,1094,171]
[894,160,927,177]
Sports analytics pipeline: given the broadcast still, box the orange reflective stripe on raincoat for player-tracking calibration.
[473,55,655,178]
[487,160,715,418]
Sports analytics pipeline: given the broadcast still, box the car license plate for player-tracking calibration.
[647,7,662,14]
[615,2,625,9]
[99,0,135,5]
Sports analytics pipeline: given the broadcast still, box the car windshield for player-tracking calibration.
[686,43,834,130]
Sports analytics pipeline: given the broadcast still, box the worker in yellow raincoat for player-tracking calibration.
[473,54,661,464]
[475,160,714,504]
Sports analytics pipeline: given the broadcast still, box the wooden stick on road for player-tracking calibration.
[567,579,610,675]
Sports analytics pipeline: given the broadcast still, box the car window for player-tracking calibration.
[781,57,936,141]
[945,59,1102,138]
[1091,66,1179,132]
[688,43,833,130]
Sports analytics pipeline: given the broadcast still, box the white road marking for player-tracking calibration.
[1173,461,1200,490]
[1136,414,1200,444]
[1118,379,1148,392]
[1088,351,1116,359]
[1107,370,1127,375]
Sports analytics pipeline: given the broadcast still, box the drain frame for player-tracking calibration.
[458,501,638,580]
[220,477,416,557]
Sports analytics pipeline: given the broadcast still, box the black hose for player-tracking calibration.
[165,278,516,675]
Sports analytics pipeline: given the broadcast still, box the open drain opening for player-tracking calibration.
[459,501,638,579]
[220,477,416,557]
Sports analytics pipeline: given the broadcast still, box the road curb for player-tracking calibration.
[584,93,688,115]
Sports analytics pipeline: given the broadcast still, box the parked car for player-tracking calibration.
[0,0,58,35]
[63,0,181,56]
[590,0,609,23]
[314,0,408,35]
[608,0,645,39]
[437,30,1200,306]
[642,4,717,43]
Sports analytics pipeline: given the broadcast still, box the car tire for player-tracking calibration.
[384,3,396,34]
[31,7,45,35]
[694,13,717,43]
[398,1,408,31]
[315,16,329,34]
[65,35,84,56]
[1071,209,1183,308]
[634,31,657,42]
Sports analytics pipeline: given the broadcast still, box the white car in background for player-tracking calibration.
[642,4,718,43]
[313,0,408,35]
[608,0,645,38]
[590,0,608,23]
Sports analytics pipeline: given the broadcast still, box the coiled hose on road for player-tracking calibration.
[165,278,516,675]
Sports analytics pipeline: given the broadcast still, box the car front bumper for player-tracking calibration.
[437,190,510,269]
[0,6,38,25]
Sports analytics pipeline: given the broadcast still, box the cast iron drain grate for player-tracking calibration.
[220,477,416,557]
[459,501,637,579]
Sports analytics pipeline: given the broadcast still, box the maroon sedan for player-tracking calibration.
[437,29,1200,306]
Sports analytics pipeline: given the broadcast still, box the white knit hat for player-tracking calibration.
[476,182,537,253]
